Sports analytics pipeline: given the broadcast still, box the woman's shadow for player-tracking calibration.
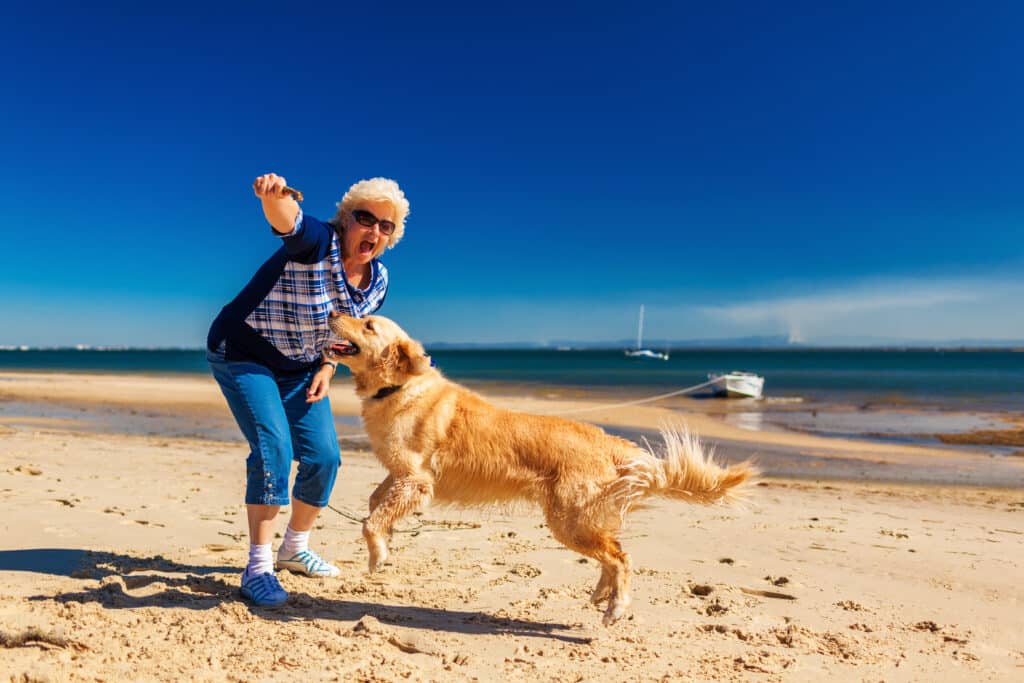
[2,548,591,643]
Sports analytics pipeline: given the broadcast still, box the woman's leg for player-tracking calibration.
[209,358,295,507]
[208,355,294,604]
[279,370,341,511]
[287,498,321,532]
[248,503,280,545]
[275,370,342,576]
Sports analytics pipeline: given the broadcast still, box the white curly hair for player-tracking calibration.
[329,177,410,249]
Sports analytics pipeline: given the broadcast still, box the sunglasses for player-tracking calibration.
[351,209,396,236]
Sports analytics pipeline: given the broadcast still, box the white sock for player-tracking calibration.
[245,543,274,577]
[281,526,310,556]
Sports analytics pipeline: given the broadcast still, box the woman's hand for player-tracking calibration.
[253,173,291,199]
[306,364,336,403]
[253,172,300,234]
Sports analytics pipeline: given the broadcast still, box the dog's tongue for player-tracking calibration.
[330,341,357,355]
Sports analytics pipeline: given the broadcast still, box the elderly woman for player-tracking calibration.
[207,173,409,607]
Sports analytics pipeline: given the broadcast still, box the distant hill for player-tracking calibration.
[541,335,792,350]
[423,336,1024,351]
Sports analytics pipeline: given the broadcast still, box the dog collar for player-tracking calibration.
[371,385,403,400]
[369,356,435,400]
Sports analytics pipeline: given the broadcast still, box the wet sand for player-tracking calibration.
[2,371,1023,681]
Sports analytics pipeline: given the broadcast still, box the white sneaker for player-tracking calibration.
[275,549,341,578]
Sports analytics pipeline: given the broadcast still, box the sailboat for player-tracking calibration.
[624,305,669,360]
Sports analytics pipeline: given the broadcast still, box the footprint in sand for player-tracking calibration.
[704,599,729,616]
[350,614,438,655]
[835,600,867,612]
[123,575,162,590]
[764,575,790,587]
[880,528,909,539]
[508,564,542,578]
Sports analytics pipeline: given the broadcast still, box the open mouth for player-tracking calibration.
[359,240,376,255]
[326,340,360,358]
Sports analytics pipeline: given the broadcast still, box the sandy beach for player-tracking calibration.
[2,371,1023,681]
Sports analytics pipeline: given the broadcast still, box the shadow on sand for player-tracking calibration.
[0,548,235,578]
[7,548,591,644]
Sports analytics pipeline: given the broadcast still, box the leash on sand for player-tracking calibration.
[326,503,480,533]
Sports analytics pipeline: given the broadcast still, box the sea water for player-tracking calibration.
[2,348,1021,411]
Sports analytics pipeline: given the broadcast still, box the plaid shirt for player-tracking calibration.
[244,210,389,364]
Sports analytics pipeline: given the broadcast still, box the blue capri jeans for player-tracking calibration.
[208,350,340,507]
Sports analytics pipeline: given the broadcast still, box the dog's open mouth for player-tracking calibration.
[326,340,360,358]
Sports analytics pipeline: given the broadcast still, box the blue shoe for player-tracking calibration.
[240,571,288,607]
[275,548,341,578]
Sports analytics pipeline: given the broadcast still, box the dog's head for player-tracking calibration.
[325,314,433,396]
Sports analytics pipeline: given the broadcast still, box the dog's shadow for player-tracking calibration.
[4,548,590,643]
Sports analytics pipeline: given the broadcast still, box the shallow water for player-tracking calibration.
[0,398,363,443]
[719,408,1017,454]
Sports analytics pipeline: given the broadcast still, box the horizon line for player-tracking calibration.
[2,342,1023,352]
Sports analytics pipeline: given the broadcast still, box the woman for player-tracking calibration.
[207,173,409,607]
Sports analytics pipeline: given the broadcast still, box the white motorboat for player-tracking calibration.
[624,305,669,360]
[707,371,765,399]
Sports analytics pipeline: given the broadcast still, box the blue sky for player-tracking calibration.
[2,1,1021,346]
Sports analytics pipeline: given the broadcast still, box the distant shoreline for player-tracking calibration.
[2,344,1023,351]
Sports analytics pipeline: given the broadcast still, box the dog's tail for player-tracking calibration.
[602,424,756,521]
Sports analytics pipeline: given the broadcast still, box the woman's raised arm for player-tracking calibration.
[252,172,300,234]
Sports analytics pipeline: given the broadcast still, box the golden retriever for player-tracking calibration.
[326,314,755,625]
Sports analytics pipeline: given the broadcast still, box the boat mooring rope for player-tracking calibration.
[337,377,723,443]
[543,377,722,415]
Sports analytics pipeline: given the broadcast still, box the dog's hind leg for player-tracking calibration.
[590,565,614,605]
[591,537,631,626]
[368,474,394,513]
[544,506,632,626]
[363,475,434,573]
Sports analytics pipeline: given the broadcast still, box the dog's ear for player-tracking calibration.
[383,339,431,378]
[394,338,431,376]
